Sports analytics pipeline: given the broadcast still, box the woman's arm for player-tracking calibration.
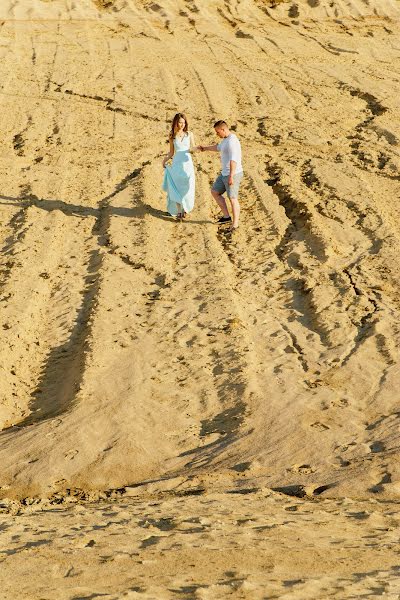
[189,132,199,152]
[162,138,174,167]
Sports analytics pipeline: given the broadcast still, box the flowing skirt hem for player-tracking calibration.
[163,165,195,216]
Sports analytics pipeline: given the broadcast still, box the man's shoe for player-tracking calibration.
[217,216,232,223]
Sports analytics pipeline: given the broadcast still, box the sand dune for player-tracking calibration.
[0,0,400,596]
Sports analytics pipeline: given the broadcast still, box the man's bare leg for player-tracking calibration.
[211,190,230,217]
[229,196,240,228]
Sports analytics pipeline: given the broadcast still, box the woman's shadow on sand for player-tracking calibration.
[0,162,212,225]
[0,163,212,431]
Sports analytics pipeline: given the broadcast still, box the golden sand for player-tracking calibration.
[0,0,400,597]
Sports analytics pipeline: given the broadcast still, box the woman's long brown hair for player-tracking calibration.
[169,113,189,140]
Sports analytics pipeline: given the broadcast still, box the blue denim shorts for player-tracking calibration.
[212,172,243,199]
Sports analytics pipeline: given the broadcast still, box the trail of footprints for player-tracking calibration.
[125,167,255,468]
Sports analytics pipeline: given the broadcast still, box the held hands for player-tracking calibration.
[228,175,234,185]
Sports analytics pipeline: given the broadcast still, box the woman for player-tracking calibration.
[162,113,197,220]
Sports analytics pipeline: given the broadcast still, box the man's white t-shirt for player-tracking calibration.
[217,133,243,176]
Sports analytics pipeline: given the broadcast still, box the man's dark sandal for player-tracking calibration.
[217,216,232,223]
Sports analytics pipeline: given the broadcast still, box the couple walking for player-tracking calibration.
[162,113,243,231]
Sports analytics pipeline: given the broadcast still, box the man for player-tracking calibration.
[200,120,243,231]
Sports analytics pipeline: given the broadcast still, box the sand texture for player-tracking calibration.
[0,0,400,596]
[2,486,400,599]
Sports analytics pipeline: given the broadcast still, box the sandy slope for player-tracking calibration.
[0,0,400,595]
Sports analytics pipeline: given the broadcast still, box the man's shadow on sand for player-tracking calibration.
[0,161,211,225]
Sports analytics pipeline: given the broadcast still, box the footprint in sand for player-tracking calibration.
[64,449,79,460]
[231,462,252,473]
[370,473,392,493]
[369,441,386,453]
[289,464,316,474]
[310,422,330,431]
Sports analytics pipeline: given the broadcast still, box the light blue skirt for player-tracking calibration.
[162,150,195,216]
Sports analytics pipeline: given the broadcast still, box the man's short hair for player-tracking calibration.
[214,120,228,128]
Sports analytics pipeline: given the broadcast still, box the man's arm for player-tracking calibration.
[228,160,237,185]
[228,138,239,184]
[200,144,219,152]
